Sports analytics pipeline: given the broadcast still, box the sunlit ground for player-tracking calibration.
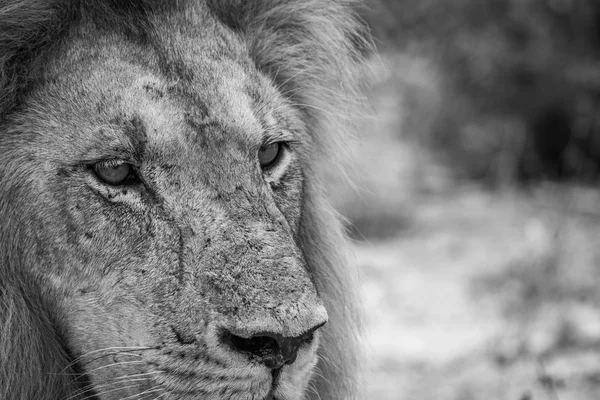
[358,186,600,400]
[343,54,600,400]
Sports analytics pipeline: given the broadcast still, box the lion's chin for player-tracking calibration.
[254,367,310,400]
[264,364,314,400]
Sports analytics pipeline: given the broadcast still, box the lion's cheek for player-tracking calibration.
[60,295,158,391]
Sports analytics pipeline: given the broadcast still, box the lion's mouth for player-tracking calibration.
[263,368,282,400]
[263,386,277,400]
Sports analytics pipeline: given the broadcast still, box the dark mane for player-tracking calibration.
[0,1,373,398]
[0,274,86,399]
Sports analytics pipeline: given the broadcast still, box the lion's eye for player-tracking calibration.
[93,160,137,186]
[258,142,283,169]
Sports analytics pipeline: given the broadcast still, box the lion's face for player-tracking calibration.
[2,8,328,400]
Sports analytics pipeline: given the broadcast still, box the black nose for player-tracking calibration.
[221,322,326,369]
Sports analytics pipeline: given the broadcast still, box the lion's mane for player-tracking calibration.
[0,1,373,399]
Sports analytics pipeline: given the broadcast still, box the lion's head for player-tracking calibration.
[0,1,372,399]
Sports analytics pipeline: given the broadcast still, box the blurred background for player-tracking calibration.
[338,0,600,399]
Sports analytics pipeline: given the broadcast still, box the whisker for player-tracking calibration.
[55,352,145,376]
[307,381,323,400]
[312,360,333,387]
[64,384,98,400]
[81,360,146,377]
[120,386,165,400]
[62,370,160,400]
[78,377,154,400]
[59,346,156,375]
[316,353,343,376]
[153,392,169,400]
[112,371,162,381]
[82,383,150,400]
[61,382,96,400]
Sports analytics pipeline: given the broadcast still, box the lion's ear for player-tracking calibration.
[208,0,375,168]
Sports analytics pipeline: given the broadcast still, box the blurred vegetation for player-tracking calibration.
[362,0,600,182]
[348,2,600,399]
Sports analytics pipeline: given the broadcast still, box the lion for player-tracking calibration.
[0,1,373,399]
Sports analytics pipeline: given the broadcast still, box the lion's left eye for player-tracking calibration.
[93,160,137,186]
[258,142,283,169]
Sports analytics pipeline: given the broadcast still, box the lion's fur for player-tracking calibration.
[0,1,373,399]
[0,274,83,399]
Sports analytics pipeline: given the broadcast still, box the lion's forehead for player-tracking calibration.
[33,13,281,166]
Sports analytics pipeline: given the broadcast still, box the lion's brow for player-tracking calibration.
[112,114,149,158]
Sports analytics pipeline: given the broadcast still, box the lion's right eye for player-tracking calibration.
[93,160,138,186]
[258,142,285,170]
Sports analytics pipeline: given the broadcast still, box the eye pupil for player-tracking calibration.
[258,143,281,168]
[94,162,133,185]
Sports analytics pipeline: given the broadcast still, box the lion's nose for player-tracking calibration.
[221,321,326,369]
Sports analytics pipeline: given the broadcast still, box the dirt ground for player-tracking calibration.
[357,186,600,400]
